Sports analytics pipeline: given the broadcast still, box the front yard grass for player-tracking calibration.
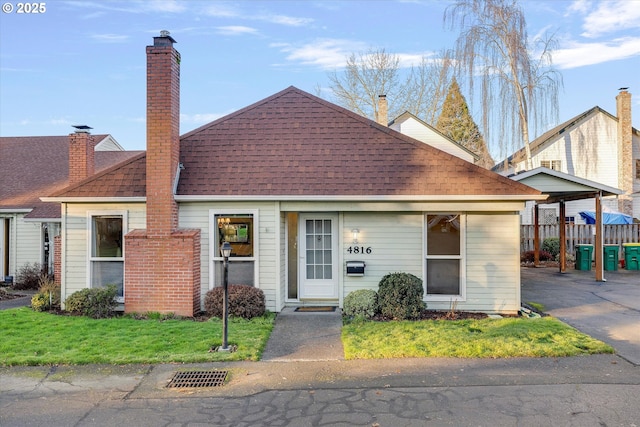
[342,316,614,359]
[0,308,274,366]
[1,307,615,366]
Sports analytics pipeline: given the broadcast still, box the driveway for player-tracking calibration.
[521,266,640,365]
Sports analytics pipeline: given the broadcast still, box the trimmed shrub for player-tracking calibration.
[542,237,561,259]
[343,289,378,319]
[204,284,266,320]
[521,250,554,263]
[14,262,46,290]
[377,272,425,320]
[31,275,61,312]
[64,285,118,319]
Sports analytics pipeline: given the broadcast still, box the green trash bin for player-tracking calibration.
[603,245,619,271]
[622,243,640,270]
[575,244,593,271]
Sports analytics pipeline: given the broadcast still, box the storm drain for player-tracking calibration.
[166,370,228,389]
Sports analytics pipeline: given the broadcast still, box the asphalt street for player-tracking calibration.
[1,266,639,426]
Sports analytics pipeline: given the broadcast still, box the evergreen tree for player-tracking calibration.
[436,78,494,168]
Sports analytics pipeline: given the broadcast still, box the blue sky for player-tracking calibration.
[1,0,639,160]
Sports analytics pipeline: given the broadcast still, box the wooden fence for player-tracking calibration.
[521,224,640,255]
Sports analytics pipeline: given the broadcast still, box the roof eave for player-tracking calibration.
[40,197,146,203]
[175,194,547,202]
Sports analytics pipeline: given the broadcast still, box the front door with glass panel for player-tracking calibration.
[299,214,338,299]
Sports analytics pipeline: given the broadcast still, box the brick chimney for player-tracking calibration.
[124,31,201,317]
[376,95,388,126]
[68,126,95,185]
[146,30,180,237]
[616,89,633,216]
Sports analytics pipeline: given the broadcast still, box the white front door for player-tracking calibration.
[299,214,338,299]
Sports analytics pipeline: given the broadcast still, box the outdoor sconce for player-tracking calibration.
[218,241,232,352]
[351,229,360,244]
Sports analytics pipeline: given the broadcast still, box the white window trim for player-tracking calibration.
[209,209,259,289]
[87,210,127,303]
[423,213,466,302]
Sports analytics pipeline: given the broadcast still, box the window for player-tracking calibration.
[212,212,257,287]
[425,214,464,299]
[89,213,125,301]
[540,160,561,171]
[636,159,640,179]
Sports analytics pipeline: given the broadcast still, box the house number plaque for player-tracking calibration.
[346,246,372,254]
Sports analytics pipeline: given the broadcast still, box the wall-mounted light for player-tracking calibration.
[351,228,360,244]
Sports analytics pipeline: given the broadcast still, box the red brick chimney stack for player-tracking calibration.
[616,89,632,216]
[68,126,95,185]
[146,30,180,237]
[125,31,201,317]
[376,95,388,126]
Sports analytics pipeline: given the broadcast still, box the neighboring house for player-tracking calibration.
[493,90,639,224]
[44,33,544,317]
[388,111,480,164]
[0,133,141,281]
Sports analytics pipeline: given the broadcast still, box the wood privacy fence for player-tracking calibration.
[521,224,640,255]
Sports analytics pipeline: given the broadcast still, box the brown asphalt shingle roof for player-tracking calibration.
[0,135,142,218]
[52,87,540,200]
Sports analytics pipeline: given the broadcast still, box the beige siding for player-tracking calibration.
[62,203,146,301]
[390,116,475,162]
[342,212,423,297]
[179,201,278,311]
[15,214,42,271]
[442,213,520,314]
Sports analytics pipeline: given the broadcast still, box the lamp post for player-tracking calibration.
[219,241,232,352]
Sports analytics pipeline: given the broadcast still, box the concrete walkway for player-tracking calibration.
[261,307,344,362]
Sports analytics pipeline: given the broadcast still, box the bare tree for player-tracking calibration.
[444,0,562,168]
[324,48,453,126]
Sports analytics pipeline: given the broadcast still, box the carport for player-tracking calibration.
[512,167,624,281]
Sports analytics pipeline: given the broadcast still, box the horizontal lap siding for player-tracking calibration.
[15,214,41,270]
[178,202,277,311]
[342,212,423,297]
[64,203,146,299]
[457,213,520,314]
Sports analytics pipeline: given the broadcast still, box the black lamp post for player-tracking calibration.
[219,241,232,352]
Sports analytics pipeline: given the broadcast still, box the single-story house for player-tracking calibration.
[44,33,545,316]
[0,133,140,280]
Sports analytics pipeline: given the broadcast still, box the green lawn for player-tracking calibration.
[1,307,615,366]
[342,316,614,359]
[0,308,274,366]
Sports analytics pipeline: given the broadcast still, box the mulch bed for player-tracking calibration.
[371,310,489,322]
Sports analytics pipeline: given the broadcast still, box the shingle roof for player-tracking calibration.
[177,87,538,197]
[52,86,540,200]
[0,135,142,218]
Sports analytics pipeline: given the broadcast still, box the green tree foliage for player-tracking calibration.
[436,78,494,168]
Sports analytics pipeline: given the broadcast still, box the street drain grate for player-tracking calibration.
[166,370,228,389]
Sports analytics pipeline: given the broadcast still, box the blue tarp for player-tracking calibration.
[579,211,633,224]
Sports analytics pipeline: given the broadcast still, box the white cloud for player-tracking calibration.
[262,14,313,27]
[215,26,259,36]
[578,0,640,38]
[91,34,130,43]
[553,37,640,69]
[273,39,367,70]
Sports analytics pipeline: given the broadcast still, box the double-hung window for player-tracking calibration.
[89,212,126,302]
[212,211,258,287]
[425,214,465,300]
